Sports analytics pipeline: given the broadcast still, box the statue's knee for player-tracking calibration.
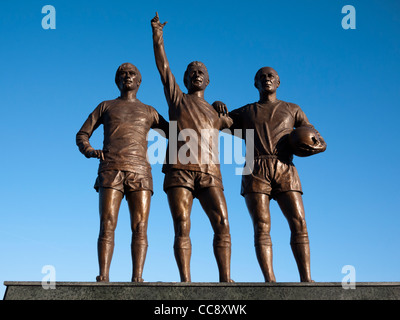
[214,217,230,234]
[174,218,191,237]
[98,229,115,244]
[100,216,117,233]
[290,232,309,245]
[174,236,191,249]
[133,221,147,234]
[289,215,307,234]
[254,220,270,235]
[297,218,308,232]
[132,222,148,246]
[213,233,231,248]
[220,217,229,227]
[254,232,272,248]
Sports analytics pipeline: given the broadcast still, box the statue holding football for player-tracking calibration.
[213,66,326,282]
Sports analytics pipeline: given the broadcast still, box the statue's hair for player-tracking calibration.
[254,66,280,84]
[115,63,142,88]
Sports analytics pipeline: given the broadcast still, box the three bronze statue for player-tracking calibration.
[76,13,326,283]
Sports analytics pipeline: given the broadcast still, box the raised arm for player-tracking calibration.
[151,12,183,107]
[151,12,169,85]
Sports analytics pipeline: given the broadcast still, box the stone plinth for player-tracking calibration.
[3,281,400,300]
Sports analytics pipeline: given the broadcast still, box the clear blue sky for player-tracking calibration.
[1,0,400,298]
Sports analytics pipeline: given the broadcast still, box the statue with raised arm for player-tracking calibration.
[214,67,326,282]
[76,63,168,282]
[151,12,234,282]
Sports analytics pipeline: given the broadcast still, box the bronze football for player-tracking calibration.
[288,126,320,157]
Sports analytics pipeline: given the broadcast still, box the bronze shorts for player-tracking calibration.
[94,170,153,195]
[163,169,223,197]
[241,157,302,199]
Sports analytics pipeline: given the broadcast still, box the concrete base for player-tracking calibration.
[3,281,400,300]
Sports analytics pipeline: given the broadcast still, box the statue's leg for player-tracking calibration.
[167,187,194,282]
[97,187,123,282]
[244,192,276,282]
[276,191,313,282]
[126,190,152,282]
[197,187,233,283]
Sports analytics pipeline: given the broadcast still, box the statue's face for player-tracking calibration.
[185,64,209,92]
[117,65,141,92]
[255,67,280,94]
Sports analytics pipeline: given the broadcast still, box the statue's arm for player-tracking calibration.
[211,100,235,133]
[76,104,105,160]
[151,12,170,85]
[212,101,229,116]
[212,101,247,138]
[295,105,327,153]
[152,110,169,140]
[151,12,183,108]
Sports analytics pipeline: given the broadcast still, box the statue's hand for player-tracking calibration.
[310,130,327,153]
[212,101,228,116]
[86,148,105,161]
[151,12,167,31]
[292,130,327,156]
[313,137,327,153]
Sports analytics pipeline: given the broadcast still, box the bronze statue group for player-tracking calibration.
[76,13,326,283]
